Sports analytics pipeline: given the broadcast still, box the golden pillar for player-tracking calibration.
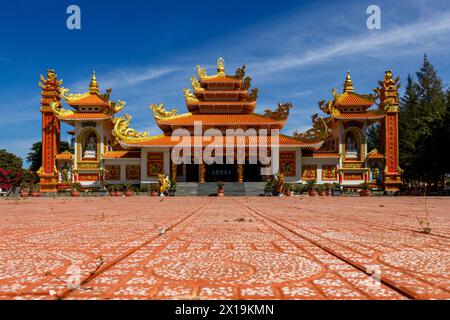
[171,162,177,180]
[38,69,61,193]
[237,164,244,183]
[199,162,205,183]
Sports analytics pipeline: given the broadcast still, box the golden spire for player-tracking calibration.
[343,70,354,93]
[89,71,100,94]
[217,57,225,76]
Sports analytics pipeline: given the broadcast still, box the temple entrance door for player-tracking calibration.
[185,164,199,182]
[205,163,236,182]
[244,164,264,182]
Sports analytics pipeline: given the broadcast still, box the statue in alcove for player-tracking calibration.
[345,133,358,159]
[83,133,97,159]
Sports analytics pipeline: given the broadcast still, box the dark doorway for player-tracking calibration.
[185,163,199,182]
[244,164,264,182]
[205,163,236,182]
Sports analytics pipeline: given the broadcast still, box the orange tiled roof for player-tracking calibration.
[333,113,384,120]
[335,92,374,107]
[55,152,73,160]
[103,151,141,159]
[156,113,285,126]
[120,134,322,148]
[66,93,110,107]
[59,113,112,120]
[367,150,385,159]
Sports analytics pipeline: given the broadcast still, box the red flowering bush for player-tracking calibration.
[0,167,22,191]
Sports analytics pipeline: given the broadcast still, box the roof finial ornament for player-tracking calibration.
[89,71,100,94]
[217,57,225,76]
[343,70,354,93]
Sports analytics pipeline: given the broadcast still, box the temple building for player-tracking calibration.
[38,58,402,193]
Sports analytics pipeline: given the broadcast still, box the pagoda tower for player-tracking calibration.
[38,69,62,192]
[147,58,294,183]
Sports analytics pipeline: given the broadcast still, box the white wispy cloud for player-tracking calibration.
[69,65,181,92]
[248,11,450,75]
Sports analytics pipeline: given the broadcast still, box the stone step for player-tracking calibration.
[175,182,266,196]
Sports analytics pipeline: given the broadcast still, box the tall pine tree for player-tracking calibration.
[399,55,448,190]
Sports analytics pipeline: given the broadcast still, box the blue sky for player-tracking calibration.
[0,0,449,165]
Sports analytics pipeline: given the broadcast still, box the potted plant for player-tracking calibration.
[359,182,371,196]
[217,181,224,197]
[150,184,158,197]
[284,183,293,196]
[324,183,332,196]
[115,184,123,197]
[332,183,341,196]
[316,184,326,196]
[124,184,134,197]
[167,178,176,196]
[20,183,30,197]
[306,180,317,196]
[30,184,41,197]
[107,185,116,196]
[70,183,82,197]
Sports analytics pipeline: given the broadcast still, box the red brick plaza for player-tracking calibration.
[0,196,448,300]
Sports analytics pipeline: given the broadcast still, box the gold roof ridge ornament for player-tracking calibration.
[89,71,100,94]
[293,114,330,143]
[196,65,207,79]
[183,88,198,102]
[51,101,74,117]
[248,88,258,101]
[108,99,126,115]
[149,103,179,120]
[318,99,340,116]
[263,102,292,121]
[242,76,252,90]
[60,87,90,101]
[190,76,203,91]
[343,70,354,93]
[217,57,225,76]
[235,65,246,79]
[113,114,149,143]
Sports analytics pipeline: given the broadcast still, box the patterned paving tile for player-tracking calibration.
[0,196,448,300]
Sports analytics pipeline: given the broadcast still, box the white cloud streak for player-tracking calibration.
[249,11,450,75]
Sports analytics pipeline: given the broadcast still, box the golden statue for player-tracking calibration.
[157,173,169,195]
[275,172,285,195]
[217,57,225,75]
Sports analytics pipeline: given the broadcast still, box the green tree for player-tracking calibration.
[367,123,381,151]
[399,55,448,190]
[26,141,73,172]
[0,149,23,172]
[0,149,23,190]
[399,75,421,183]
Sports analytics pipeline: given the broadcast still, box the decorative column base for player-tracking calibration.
[38,172,59,193]
[383,173,402,192]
